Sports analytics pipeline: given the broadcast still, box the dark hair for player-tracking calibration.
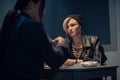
[14,0,46,19]
[66,14,83,26]
[0,0,45,51]
[0,0,45,33]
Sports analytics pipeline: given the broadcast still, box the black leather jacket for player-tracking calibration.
[66,35,107,65]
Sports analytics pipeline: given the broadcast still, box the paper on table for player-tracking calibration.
[80,61,98,67]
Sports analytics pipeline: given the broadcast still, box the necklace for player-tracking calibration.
[72,47,83,53]
[72,46,83,59]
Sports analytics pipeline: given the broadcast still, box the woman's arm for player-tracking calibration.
[62,59,83,66]
[28,23,69,69]
[52,36,67,47]
[94,37,107,65]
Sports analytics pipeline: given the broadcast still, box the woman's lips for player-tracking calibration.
[70,31,76,36]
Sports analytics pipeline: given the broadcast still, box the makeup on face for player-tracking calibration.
[67,19,80,37]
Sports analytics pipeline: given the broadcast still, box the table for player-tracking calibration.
[43,64,119,80]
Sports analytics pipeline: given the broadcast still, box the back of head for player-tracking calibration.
[15,0,45,19]
[0,0,46,35]
[0,0,46,52]
[15,0,45,10]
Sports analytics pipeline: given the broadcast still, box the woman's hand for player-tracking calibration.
[52,36,66,47]
[62,59,83,66]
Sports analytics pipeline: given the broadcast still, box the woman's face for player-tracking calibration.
[28,1,44,22]
[32,1,41,21]
[66,18,81,37]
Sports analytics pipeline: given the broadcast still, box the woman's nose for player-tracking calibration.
[69,27,73,30]
[68,28,72,32]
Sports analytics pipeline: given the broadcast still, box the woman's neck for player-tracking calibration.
[22,10,41,22]
[72,34,83,48]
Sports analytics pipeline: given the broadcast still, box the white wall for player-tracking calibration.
[0,0,16,27]
[105,0,120,80]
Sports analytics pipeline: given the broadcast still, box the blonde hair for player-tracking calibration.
[63,15,83,33]
[63,17,71,32]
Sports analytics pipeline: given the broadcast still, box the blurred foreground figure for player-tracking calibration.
[0,0,69,80]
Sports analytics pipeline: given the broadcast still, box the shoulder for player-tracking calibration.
[17,15,43,31]
[15,15,45,38]
[20,15,42,26]
[83,35,99,44]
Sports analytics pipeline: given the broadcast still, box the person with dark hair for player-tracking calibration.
[0,0,69,80]
[53,15,107,67]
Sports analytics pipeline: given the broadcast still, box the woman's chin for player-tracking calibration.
[71,33,76,37]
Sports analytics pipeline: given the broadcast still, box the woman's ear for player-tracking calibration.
[26,1,35,10]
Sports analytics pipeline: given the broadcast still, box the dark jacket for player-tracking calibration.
[66,35,107,65]
[1,13,69,80]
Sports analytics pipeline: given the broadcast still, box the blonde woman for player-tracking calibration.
[53,15,107,67]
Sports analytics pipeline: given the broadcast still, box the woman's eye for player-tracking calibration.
[66,26,69,29]
[70,24,76,27]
